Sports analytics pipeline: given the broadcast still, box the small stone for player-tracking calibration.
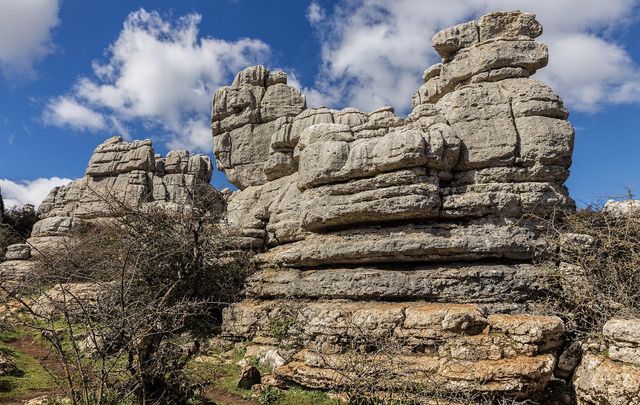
[237,366,261,389]
[0,352,18,377]
[4,244,31,261]
[260,350,286,370]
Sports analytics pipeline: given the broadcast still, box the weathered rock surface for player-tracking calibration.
[4,244,31,261]
[604,199,640,218]
[212,10,574,401]
[0,259,36,291]
[243,263,547,305]
[211,67,306,189]
[574,354,640,405]
[277,352,556,398]
[0,137,222,297]
[33,282,112,317]
[31,136,220,242]
[222,301,562,398]
[574,319,640,404]
[222,301,562,351]
[603,319,640,366]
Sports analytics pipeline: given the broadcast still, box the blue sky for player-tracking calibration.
[0,0,639,208]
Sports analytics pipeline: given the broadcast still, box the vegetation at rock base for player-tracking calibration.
[0,197,38,258]
[538,204,640,339]
[1,188,254,404]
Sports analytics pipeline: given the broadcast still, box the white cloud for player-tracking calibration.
[307,0,640,113]
[537,33,640,112]
[0,0,60,76]
[0,177,72,208]
[46,8,270,151]
[307,2,326,24]
[44,97,107,131]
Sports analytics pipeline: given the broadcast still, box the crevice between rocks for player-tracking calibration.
[507,95,523,164]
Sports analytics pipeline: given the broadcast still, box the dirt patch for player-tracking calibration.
[204,387,257,405]
[0,334,63,404]
[6,336,65,379]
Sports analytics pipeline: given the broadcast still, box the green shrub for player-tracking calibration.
[258,386,283,405]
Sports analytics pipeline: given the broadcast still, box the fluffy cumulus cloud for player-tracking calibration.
[0,177,72,208]
[307,0,640,113]
[45,9,270,151]
[43,97,107,131]
[0,0,60,76]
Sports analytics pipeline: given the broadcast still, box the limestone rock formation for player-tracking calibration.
[0,9,580,402]
[32,136,219,246]
[574,319,640,405]
[214,10,574,401]
[0,136,221,283]
[4,244,30,261]
[212,66,306,189]
[604,199,640,218]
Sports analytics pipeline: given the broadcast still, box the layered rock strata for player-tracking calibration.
[215,11,574,400]
[0,136,221,281]
[574,319,640,405]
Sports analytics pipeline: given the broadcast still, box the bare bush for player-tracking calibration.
[538,206,640,338]
[2,187,253,404]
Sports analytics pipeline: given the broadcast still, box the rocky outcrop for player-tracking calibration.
[0,136,221,285]
[574,319,640,405]
[212,66,306,189]
[214,10,574,401]
[604,199,640,218]
[4,244,31,261]
[224,302,563,397]
[0,9,579,402]
[33,136,219,242]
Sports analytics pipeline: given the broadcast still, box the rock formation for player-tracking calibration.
[214,10,575,400]
[573,319,640,405]
[0,136,221,281]
[0,9,601,402]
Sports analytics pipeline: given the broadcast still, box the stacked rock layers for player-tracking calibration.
[216,11,575,400]
[1,136,219,274]
[574,319,640,405]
